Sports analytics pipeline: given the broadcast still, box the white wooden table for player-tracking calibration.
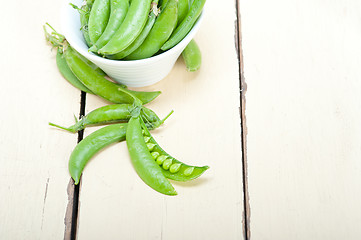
[1,0,361,239]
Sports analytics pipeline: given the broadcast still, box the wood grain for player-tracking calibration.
[75,0,245,239]
[0,1,81,239]
[239,0,361,239]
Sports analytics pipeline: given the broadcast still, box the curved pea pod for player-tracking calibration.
[98,0,153,55]
[69,123,127,185]
[88,0,111,43]
[89,0,130,52]
[49,104,162,133]
[141,121,209,181]
[161,0,205,51]
[64,46,161,104]
[107,0,159,60]
[125,0,178,60]
[56,50,94,94]
[126,117,177,195]
[181,39,201,71]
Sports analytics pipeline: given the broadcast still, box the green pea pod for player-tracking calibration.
[181,39,201,71]
[89,0,130,52]
[141,120,209,181]
[69,123,127,184]
[98,0,153,55]
[56,50,94,94]
[126,116,177,195]
[177,0,189,26]
[107,1,159,60]
[161,0,205,51]
[125,0,178,60]
[49,104,162,133]
[70,46,107,76]
[64,46,161,104]
[88,0,111,43]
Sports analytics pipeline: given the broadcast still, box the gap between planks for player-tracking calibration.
[64,91,87,240]
[235,0,250,239]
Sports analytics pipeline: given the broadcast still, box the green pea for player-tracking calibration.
[169,163,181,173]
[126,116,177,195]
[151,151,160,159]
[156,155,167,165]
[162,158,173,170]
[183,167,194,176]
[139,118,209,182]
[144,136,151,143]
[146,143,156,151]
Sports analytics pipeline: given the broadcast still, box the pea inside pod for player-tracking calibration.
[126,116,177,196]
[140,120,209,182]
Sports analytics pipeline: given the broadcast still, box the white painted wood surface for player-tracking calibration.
[1,0,244,239]
[0,1,80,239]
[76,1,244,239]
[240,0,361,239]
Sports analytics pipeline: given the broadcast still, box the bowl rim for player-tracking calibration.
[61,0,204,66]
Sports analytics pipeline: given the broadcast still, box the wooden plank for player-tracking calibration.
[239,0,361,239]
[76,1,245,239]
[0,1,81,239]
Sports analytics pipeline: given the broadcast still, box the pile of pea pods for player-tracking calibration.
[73,0,204,71]
[43,0,209,197]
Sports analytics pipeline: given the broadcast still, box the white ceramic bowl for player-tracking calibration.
[61,0,204,87]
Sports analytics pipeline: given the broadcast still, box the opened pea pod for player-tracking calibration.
[140,117,209,181]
